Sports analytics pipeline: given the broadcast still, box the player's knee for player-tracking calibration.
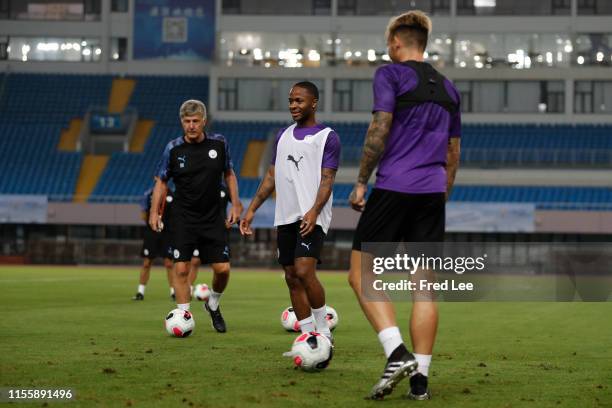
[175,266,189,279]
[294,264,314,281]
[348,272,361,293]
[212,263,230,276]
[284,272,301,290]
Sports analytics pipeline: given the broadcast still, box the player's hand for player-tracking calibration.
[227,202,243,226]
[349,183,367,212]
[148,212,163,232]
[299,209,317,237]
[239,211,254,236]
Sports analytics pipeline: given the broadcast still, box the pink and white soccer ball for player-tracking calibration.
[193,283,211,302]
[164,309,195,338]
[281,305,339,332]
[325,306,339,331]
[283,332,333,372]
[280,306,300,332]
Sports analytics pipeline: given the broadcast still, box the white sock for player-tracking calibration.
[298,316,315,333]
[207,289,222,311]
[378,326,404,359]
[311,305,332,337]
[190,285,193,294]
[177,303,190,311]
[138,284,146,295]
[414,353,431,377]
[170,287,175,295]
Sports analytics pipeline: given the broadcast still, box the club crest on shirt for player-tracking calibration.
[209,149,218,159]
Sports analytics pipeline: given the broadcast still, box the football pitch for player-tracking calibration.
[1,266,611,408]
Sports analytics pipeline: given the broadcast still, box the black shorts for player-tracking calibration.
[141,226,172,259]
[277,221,325,266]
[352,188,445,251]
[172,220,229,264]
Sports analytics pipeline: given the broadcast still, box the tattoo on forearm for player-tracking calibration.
[446,138,461,195]
[357,111,392,185]
[250,168,275,211]
[313,169,336,213]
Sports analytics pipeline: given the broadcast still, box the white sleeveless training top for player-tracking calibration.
[274,124,334,233]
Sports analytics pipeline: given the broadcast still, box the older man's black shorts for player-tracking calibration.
[352,188,445,251]
[172,221,229,264]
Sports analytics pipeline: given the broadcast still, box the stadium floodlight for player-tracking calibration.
[308,50,320,61]
[367,49,376,62]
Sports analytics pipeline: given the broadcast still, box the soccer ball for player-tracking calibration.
[193,283,211,302]
[280,306,300,332]
[164,309,195,337]
[283,332,333,372]
[326,306,339,331]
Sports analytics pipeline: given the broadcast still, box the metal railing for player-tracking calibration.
[38,195,612,211]
[461,148,612,167]
[340,147,612,167]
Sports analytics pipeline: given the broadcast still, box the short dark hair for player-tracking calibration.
[293,81,319,100]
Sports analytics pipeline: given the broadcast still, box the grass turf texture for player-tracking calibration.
[1,266,611,408]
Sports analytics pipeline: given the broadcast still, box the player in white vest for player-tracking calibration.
[240,81,341,343]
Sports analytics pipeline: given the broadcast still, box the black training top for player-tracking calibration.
[155,133,233,226]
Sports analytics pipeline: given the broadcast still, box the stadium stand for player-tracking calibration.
[231,180,612,211]
[127,75,209,125]
[89,122,272,201]
[1,73,610,208]
[449,185,612,210]
[0,73,112,124]
[0,124,82,200]
[333,122,612,166]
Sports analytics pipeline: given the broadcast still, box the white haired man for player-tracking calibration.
[149,99,242,333]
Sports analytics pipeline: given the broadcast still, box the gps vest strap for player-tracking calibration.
[395,61,458,114]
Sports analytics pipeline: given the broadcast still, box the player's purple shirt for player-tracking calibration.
[270,123,341,170]
[373,62,461,193]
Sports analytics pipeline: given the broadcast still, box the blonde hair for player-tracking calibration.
[385,10,432,51]
[179,99,207,120]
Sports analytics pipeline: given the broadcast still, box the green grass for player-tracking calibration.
[1,266,611,408]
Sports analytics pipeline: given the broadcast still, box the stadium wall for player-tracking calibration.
[43,202,612,234]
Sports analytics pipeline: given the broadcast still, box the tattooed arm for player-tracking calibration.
[239,165,275,235]
[301,168,337,236]
[445,137,461,201]
[349,111,393,211]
